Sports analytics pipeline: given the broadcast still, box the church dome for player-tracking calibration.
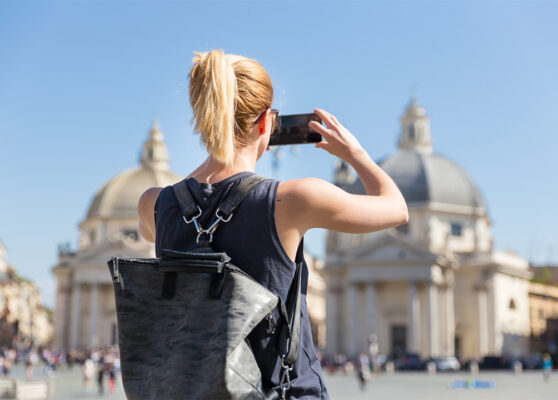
[335,97,487,212]
[85,122,182,220]
[379,149,486,210]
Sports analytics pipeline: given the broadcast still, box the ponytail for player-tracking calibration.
[188,49,274,166]
[189,50,238,166]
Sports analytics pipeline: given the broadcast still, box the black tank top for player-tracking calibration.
[154,171,330,399]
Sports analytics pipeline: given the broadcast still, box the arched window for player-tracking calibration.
[509,298,517,310]
[408,124,416,140]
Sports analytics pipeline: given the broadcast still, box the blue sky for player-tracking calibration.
[1,1,557,309]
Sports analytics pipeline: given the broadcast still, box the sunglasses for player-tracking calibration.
[254,108,280,134]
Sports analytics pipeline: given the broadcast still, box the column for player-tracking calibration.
[89,283,99,348]
[477,289,488,357]
[325,284,338,355]
[408,281,421,353]
[366,283,376,339]
[70,283,82,348]
[426,282,439,357]
[445,285,455,356]
[345,283,358,356]
[486,280,496,354]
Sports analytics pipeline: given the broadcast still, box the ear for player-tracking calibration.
[259,109,268,135]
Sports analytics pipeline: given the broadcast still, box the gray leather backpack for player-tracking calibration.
[107,174,302,400]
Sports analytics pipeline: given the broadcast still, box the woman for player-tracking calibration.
[138,49,408,399]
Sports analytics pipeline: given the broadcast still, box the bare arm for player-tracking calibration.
[282,108,408,235]
[138,187,163,243]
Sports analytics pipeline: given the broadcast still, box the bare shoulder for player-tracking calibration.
[138,187,163,213]
[276,177,350,232]
[138,187,163,242]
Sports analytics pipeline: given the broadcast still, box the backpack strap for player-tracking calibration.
[278,237,304,365]
[172,173,269,223]
[215,174,269,218]
[172,178,202,222]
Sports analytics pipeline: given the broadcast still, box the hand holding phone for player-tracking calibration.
[309,108,365,162]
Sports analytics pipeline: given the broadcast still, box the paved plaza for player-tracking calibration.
[8,364,558,400]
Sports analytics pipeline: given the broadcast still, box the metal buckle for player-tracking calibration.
[279,354,293,399]
[266,313,276,334]
[181,207,234,244]
[215,208,233,223]
[182,206,202,224]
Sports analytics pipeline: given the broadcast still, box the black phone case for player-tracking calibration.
[268,113,323,146]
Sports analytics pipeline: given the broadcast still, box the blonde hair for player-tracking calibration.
[188,49,274,166]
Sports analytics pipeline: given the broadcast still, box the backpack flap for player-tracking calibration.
[158,249,230,273]
[157,249,232,299]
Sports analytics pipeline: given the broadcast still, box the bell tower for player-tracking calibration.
[141,119,170,171]
[398,96,433,154]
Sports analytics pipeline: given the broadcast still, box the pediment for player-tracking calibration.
[59,239,153,266]
[344,230,437,264]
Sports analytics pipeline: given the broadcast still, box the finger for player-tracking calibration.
[321,109,340,125]
[314,108,336,129]
[315,141,328,150]
[308,121,333,138]
[314,108,338,130]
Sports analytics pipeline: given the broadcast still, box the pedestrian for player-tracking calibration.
[542,353,553,382]
[97,355,105,395]
[82,357,95,392]
[1,353,11,379]
[25,350,39,380]
[356,353,372,391]
[137,48,408,398]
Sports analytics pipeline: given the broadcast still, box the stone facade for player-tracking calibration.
[0,241,52,346]
[324,98,533,360]
[529,281,558,353]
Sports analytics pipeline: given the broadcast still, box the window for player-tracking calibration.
[123,230,139,240]
[509,298,516,310]
[450,222,462,236]
[408,124,416,140]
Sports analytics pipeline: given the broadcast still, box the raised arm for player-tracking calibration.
[279,108,408,235]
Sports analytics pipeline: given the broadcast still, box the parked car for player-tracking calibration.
[479,355,509,369]
[434,356,461,372]
[393,353,424,370]
[523,353,543,369]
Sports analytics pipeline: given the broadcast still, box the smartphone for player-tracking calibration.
[268,113,323,146]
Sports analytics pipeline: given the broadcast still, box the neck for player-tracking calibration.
[189,144,259,183]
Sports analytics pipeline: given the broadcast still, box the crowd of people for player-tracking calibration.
[0,343,121,396]
[0,339,553,396]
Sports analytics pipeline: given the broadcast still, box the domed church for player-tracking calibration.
[51,122,182,349]
[324,98,532,360]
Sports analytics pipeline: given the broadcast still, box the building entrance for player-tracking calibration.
[391,324,407,356]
